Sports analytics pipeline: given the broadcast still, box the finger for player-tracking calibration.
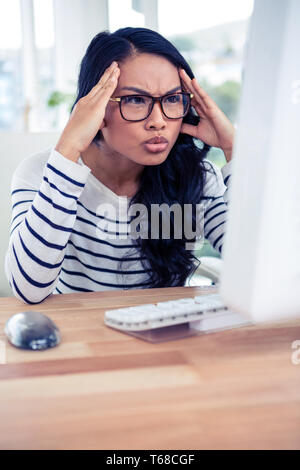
[98,62,119,89]
[180,69,212,112]
[179,68,196,89]
[180,70,207,115]
[178,70,204,113]
[188,81,208,112]
[179,68,194,94]
[97,67,120,93]
[91,67,120,102]
[191,97,206,118]
[191,79,216,109]
[88,62,118,98]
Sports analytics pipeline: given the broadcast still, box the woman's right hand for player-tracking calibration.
[55,61,120,162]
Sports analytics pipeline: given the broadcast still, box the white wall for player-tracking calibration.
[0,132,60,297]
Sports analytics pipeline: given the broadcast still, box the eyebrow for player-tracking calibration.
[120,85,182,95]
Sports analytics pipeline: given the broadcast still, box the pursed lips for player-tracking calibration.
[144,136,168,144]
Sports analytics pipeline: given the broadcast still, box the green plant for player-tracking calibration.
[47,90,75,112]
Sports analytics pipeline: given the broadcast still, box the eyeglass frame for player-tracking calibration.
[109,91,194,122]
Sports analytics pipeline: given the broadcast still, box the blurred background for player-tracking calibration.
[0,0,254,295]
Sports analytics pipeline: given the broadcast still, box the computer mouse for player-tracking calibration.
[4,311,61,350]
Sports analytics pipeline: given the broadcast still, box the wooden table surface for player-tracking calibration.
[0,286,299,450]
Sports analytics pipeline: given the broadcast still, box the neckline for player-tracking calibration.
[78,156,131,202]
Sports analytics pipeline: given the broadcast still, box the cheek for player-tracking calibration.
[103,108,139,146]
[104,104,120,127]
[103,106,125,139]
[170,120,183,142]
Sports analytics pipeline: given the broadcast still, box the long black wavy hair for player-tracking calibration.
[72,27,214,288]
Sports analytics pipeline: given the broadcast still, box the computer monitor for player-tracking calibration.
[220,0,300,323]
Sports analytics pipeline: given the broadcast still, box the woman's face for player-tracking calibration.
[101,53,184,166]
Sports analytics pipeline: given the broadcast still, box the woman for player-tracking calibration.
[5,27,234,304]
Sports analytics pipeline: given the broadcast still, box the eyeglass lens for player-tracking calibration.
[120,93,190,120]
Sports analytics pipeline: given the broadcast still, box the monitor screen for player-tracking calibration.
[220,0,300,323]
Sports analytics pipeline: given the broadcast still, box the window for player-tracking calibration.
[157,0,254,268]
[0,0,23,130]
[109,0,145,31]
[32,0,55,132]
[0,0,55,132]
[158,0,254,161]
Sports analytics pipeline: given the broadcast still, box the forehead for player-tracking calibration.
[116,53,181,95]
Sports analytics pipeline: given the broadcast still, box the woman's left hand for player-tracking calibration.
[179,68,235,162]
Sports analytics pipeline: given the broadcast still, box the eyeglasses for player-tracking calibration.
[109,92,193,122]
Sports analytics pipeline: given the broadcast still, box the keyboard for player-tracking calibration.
[104,293,229,331]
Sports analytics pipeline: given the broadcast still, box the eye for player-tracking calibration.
[123,95,147,105]
[165,94,181,104]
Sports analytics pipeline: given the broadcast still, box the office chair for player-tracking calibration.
[195,256,223,285]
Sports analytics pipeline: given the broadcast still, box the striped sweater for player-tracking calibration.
[5,148,232,304]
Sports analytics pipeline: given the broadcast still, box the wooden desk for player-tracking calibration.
[0,286,299,450]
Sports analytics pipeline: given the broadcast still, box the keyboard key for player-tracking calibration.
[194,295,226,311]
[104,293,228,331]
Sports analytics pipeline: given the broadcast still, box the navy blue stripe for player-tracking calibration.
[55,287,62,294]
[32,205,73,232]
[205,220,226,240]
[43,176,78,200]
[201,195,223,200]
[13,243,57,288]
[77,200,135,225]
[11,210,27,224]
[97,225,130,236]
[60,268,151,289]
[47,163,85,187]
[204,210,227,230]
[12,276,51,304]
[76,215,130,236]
[25,218,66,250]
[204,201,225,219]
[10,221,22,237]
[72,228,138,249]
[19,232,62,269]
[38,191,77,215]
[12,199,33,209]
[67,239,145,262]
[224,174,231,186]
[64,254,149,274]
[11,189,38,196]
[213,233,224,249]
[76,215,98,228]
[59,278,92,292]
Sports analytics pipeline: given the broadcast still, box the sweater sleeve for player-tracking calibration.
[201,159,232,255]
[5,148,91,304]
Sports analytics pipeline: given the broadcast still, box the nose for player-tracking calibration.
[145,100,166,129]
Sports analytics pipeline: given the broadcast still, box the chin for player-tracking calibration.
[140,150,170,166]
[143,157,168,166]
